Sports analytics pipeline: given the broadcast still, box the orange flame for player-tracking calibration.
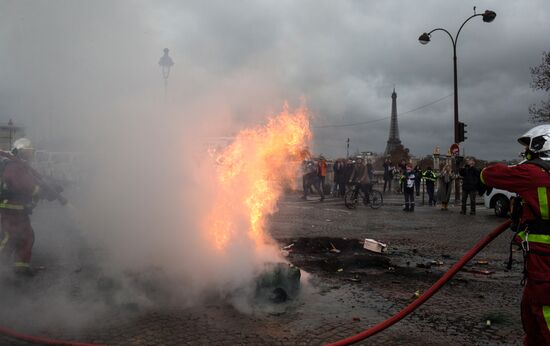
[204,104,311,250]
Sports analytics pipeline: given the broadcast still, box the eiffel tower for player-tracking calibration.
[384,88,402,155]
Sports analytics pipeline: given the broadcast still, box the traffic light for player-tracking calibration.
[458,121,468,143]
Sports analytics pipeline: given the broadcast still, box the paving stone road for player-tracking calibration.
[0,191,524,345]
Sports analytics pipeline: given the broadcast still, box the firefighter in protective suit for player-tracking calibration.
[0,138,55,276]
[481,125,550,345]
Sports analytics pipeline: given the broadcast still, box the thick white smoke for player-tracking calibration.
[0,0,311,333]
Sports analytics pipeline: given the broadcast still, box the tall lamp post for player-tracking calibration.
[158,48,174,100]
[419,8,496,200]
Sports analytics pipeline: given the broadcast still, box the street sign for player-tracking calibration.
[450,143,460,157]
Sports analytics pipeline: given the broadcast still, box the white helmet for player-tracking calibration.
[12,137,33,151]
[518,125,550,160]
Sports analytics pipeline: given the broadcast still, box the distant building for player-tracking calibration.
[361,151,379,162]
[0,119,25,151]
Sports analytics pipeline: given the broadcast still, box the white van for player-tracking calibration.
[484,188,516,217]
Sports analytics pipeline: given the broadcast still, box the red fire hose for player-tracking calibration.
[326,219,512,346]
[0,325,106,346]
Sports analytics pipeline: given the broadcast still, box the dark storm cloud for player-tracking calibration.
[0,0,549,159]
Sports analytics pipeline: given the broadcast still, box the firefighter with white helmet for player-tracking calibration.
[11,137,34,159]
[0,138,56,276]
[481,125,550,345]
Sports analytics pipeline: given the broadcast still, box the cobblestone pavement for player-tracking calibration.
[0,192,524,345]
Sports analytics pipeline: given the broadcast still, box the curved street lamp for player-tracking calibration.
[418,9,496,144]
[419,8,496,202]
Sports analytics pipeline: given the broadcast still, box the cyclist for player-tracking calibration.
[348,157,372,204]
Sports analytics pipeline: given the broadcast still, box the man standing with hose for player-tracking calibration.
[481,125,550,345]
[0,138,60,276]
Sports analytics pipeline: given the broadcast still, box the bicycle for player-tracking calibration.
[344,184,383,209]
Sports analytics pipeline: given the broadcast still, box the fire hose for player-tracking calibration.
[326,219,512,346]
[0,326,106,346]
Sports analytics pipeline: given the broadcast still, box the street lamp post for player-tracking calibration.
[158,48,174,100]
[419,9,496,143]
[419,8,496,200]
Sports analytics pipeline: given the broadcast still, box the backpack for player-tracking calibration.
[0,153,14,199]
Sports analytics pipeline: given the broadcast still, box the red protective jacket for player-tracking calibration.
[481,162,550,282]
[0,160,41,212]
[482,162,550,345]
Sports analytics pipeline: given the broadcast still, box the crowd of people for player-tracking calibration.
[301,155,482,214]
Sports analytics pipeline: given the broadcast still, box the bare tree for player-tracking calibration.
[529,51,550,122]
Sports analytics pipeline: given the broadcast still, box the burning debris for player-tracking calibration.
[193,105,311,304]
[255,263,301,303]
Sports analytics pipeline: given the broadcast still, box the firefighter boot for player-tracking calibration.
[13,266,36,277]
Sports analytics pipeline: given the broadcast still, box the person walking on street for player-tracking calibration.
[366,159,374,181]
[341,159,355,197]
[337,159,349,197]
[459,157,480,215]
[480,125,550,345]
[317,156,327,201]
[383,158,393,193]
[398,159,407,193]
[414,165,422,197]
[401,163,416,212]
[332,159,342,197]
[302,159,322,200]
[423,166,437,206]
[437,164,453,211]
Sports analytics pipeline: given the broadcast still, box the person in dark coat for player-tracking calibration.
[398,159,407,193]
[459,157,480,215]
[383,158,393,193]
[348,157,371,204]
[302,159,322,200]
[332,159,343,197]
[341,159,355,196]
[413,165,422,196]
[366,159,374,181]
[337,159,349,197]
[401,163,416,212]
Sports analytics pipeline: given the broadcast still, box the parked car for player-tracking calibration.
[484,188,516,217]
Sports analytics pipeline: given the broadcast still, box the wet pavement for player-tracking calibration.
[0,191,524,345]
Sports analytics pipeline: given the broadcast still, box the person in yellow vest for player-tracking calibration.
[422,166,438,206]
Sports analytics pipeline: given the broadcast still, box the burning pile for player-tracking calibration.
[204,104,311,253]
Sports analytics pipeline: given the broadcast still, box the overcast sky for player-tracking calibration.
[0,0,548,160]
